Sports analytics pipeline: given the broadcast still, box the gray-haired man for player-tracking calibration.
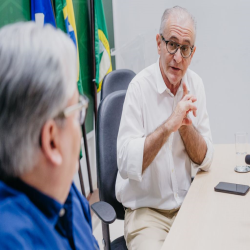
[116,6,213,250]
[0,22,99,249]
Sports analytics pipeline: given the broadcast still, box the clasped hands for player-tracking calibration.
[167,82,197,132]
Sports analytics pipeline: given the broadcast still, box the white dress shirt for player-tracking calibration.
[116,59,213,210]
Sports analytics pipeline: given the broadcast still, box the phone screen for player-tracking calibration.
[214,182,249,196]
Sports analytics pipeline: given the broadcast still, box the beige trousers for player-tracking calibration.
[124,207,179,250]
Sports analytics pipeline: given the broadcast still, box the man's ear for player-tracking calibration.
[40,120,62,166]
[156,34,162,55]
[190,46,196,61]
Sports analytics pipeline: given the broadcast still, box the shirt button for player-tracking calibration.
[172,169,174,173]
[175,193,178,198]
[59,208,65,217]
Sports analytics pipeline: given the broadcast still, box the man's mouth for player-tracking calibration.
[171,66,181,71]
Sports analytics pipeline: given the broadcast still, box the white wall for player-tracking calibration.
[112,0,250,144]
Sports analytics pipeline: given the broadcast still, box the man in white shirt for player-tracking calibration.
[116,6,214,250]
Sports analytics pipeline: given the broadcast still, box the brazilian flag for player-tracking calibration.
[31,0,56,27]
[95,0,112,92]
[31,0,83,95]
[54,0,84,95]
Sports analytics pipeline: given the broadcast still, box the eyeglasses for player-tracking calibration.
[160,34,194,58]
[56,95,89,125]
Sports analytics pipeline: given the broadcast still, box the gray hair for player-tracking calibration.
[0,22,77,178]
[159,6,196,42]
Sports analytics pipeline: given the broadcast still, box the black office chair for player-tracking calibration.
[91,90,127,250]
[101,69,135,100]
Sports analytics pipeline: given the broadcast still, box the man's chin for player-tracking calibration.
[168,75,182,86]
[167,72,182,86]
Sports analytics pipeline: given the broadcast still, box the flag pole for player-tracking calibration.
[90,0,98,124]
[50,0,56,21]
[78,158,86,197]
[82,123,93,193]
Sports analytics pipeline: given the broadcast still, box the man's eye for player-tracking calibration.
[169,42,176,47]
[182,46,188,52]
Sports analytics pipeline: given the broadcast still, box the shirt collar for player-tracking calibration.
[5,178,64,225]
[155,59,190,95]
[180,72,190,94]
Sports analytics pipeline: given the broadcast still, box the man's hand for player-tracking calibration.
[166,82,197,132]
[142,82,200,173]
[177,83,207,165]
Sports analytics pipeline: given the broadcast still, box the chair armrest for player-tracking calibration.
[91,201,117,224]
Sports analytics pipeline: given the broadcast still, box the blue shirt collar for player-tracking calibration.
[5,178,63,225]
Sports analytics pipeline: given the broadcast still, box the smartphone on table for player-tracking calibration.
[214,182,249,196]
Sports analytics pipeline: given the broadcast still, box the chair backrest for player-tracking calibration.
[101,69,136,100]
[96,90,126,220]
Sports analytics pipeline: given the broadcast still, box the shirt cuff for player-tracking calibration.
[126,137,146,182]
[192,137,214,171]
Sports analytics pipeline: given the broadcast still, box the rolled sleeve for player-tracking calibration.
[191,77,214,171]
[117,82,145,182]
[192,137,214,171]
[120,137,145,181]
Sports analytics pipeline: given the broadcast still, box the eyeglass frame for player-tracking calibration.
[39,95,88,147]
[55,94,89,126]
[160,34,194,58]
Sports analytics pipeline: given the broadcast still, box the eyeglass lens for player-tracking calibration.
[167,41,191,58]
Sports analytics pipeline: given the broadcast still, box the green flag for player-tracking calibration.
[54,0,84,95]
[95,0,112,92]
[0,0,30,29]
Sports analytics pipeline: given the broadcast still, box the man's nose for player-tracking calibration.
[173,48,182,64]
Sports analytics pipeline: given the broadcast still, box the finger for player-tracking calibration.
[182,82,188,98]
[183,94,197,102]
[190,96,197,103]
[182,117,192,125]
[186,106,197,117]
[187,102,197,113]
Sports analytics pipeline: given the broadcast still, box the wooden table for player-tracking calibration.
[161,144,250,250]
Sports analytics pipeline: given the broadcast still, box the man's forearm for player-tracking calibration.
[142,121,172,173]
[179,125,207,165]
[142,83,198,173]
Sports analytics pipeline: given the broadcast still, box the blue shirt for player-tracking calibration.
[0,179,99,250]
